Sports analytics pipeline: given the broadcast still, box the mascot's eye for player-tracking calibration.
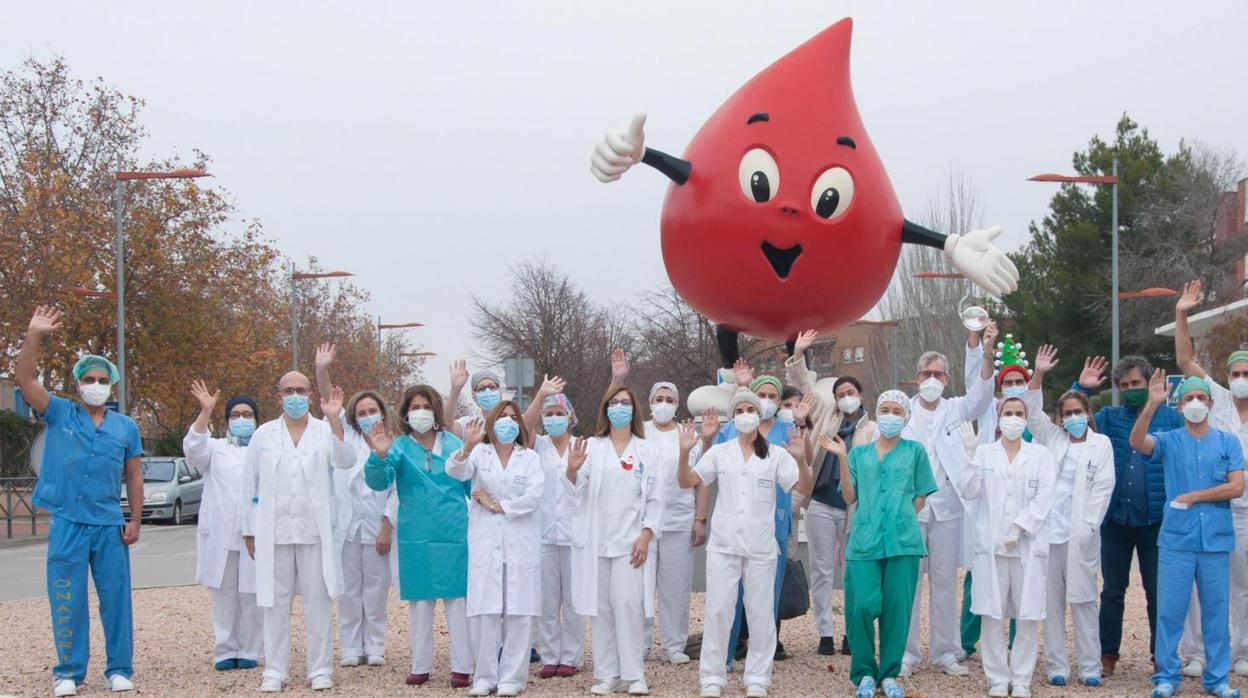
[810,167,854,220]
[738,148,779,203]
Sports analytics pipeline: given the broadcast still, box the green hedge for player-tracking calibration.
[0,409,42,477]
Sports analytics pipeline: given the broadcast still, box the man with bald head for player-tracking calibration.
[242,371,346,692]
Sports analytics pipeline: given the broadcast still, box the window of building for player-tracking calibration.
[841,348,852,363]
[855,346,864,363]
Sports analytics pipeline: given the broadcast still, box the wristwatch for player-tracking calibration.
[694,515,708,524]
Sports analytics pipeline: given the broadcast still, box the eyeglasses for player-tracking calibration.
[917,370,947,381]
[608,399,633,408]
[228,411,256,420]
[474,385,498,393]
[278,387,310,397]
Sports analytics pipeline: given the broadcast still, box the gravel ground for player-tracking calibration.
[0,570,1235,697]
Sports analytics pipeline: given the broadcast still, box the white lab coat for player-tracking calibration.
[534,434,577,546]
[643,420,700,532]
[563,435,664,618]
[1023,389,1116,603]
[959,440,1057,620]
[242,416,346,607]
[184,427,257,592]
[330,431,396,556]
[447,443,545,617]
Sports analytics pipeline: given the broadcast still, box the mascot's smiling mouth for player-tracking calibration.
[761,241,802,279]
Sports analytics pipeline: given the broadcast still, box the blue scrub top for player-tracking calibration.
[716,420,794,540]
[1150,426,1244,553]
[33,394,144,526]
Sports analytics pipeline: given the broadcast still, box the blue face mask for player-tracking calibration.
[1063,414,1088,439]
[1001,385,1026,399]
[543,415,570,437]
[357,414,382,436]
[476,389,501,411]
[229,418,256,441]
[878,414,905,438]
[607,404,633,429]
[282,394,309,419]
[493,416,520,444]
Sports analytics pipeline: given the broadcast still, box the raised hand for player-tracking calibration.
[793,329,818,357]
[794,393,816,424]
[1176,279,1203,315]
[450,359,469,392]
[567,437,588,473]
[320,385,344,417]
[538,374,566,399]
[943,225,1020,296]
[464,417,485,448]
[785,427,808,461]
[982,320,999,349]
[314,342,337,370]
[733,358,754,387]
[590,113,647,183]
[818,433,848,459]
[700,408,721,441]
[1079,356,1109,390]
[676,420,699,451]
[1148,367,1168,405]
[1033,344,1059,375]
[370,420,394,459]
[610,348,631,385]
[190,379,221,413]
[28,305,63,337]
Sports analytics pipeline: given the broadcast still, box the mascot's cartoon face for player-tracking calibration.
[659,18,902,340]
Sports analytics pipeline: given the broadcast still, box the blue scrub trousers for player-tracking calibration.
[46,516,134,683]
[1153,546,1230,689]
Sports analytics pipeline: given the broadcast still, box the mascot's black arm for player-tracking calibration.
[901,219,947,250]
[641,148,692,185]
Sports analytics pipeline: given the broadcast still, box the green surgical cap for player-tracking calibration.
[72,354,119,384]
[1176,375,1211,401]
[750,375,783,395]
[1228,351,1248,371]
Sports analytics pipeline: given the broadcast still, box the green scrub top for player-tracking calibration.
[844,439,937,561]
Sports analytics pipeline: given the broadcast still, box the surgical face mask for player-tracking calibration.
[229,418,256,440]
[999,415,1027,441]
[407,409,435,434]
[1001,385,1026,399]
[776,408,795,424]
[837,395,861,415]
[607,404,633,429]
[1062,414,1088,439]
[79,382,111,407]
[1122,388,1148,410]
[357,414,382,436]
[1182,399,1210,424]
[758,398,778,420]
[475,388,501,411]
[650,402,677,424]
[493,416,520,444]
[543,415,570,437]
[918,377,945,402]
[733,412,761,434]
[282,394,309,420]
[877,414,905,438]
[1231,378,1248,400]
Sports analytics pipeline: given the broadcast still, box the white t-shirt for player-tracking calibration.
[1049,442,1084,545]
[693,440,799,561]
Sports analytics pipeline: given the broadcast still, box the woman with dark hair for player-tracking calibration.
[365,385,473,689]
[447,400,544,697]
[564,386,664,696]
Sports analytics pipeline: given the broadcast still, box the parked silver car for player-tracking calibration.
[120,457,204,525]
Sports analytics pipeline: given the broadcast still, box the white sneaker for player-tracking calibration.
[941,661,971,676]
[366,655,385,666]
[339,656,361,667]
[259,678,283,693]
[310,675,332,691]
[497,685,520,697]
[628,680,650,696]
[1010,685,1031,698]
[1182,658,1205,678]
[53,679,78,697]
[108,675,134,692]
[468,683,493,697]
[699,685,723,698]
[590,679,626,695]
[1235,658,1248,676]
[988,683,1009,698]
[665,650,691,665]
[746,685,768,698]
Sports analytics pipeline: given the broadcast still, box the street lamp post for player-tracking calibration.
[288,266,354,370]
[1028,160,1121,404]
[114,162,210,414]
[376,319,424,389]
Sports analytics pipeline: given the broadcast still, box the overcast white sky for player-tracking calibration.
[4,1,1245,392]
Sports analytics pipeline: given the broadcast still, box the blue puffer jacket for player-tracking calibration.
[1090,400,1183,525]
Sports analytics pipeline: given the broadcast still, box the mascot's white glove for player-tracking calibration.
[590,113,647,182]
[943,225,1020,297]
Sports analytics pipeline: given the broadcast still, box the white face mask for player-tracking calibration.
[1231,378,1248,400]
[918,377,945,402]
[758,398,778,420]
[1182,400,1210,424]
[776,408,795,423]
[837,395,861,415]
[999,415,1027,441]
[407,408,436,434]
[734,412,761,434]
[79,382,111,407]
[650,402,677,424]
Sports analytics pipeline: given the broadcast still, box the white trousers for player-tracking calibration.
[981,556,1040,689]
[1232,542,1248,662]
[338,540,390,658]
[699,551,778,690]
[904,517,961,668]
[472,564,534,691]
[591,555,647,682]
[1043,542,1100,679]
[1182,586,1204,663]
[806,501,848,638]
[262,543,333,683]
[641,530,694,658]
[409,597,472,675]
[538,543,584,667]
[210,550,263,663]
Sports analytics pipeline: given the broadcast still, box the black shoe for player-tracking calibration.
[530,648,540,663]
[817,637,836,656]
[774,641,787,661]
[734,640,748,662]
[840,635,851,656]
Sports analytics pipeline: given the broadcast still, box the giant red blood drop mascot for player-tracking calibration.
[591,18,1018,367]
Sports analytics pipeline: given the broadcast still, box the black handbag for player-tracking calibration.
[778,558,810,620]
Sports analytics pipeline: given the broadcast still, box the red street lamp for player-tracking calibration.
[1119,288,1178,299]
[63,287,118,299]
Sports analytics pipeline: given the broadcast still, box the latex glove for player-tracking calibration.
[590,113,646,182]
[943,225,1020,297]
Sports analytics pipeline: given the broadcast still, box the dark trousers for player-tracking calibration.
[1099,520,1160,658]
